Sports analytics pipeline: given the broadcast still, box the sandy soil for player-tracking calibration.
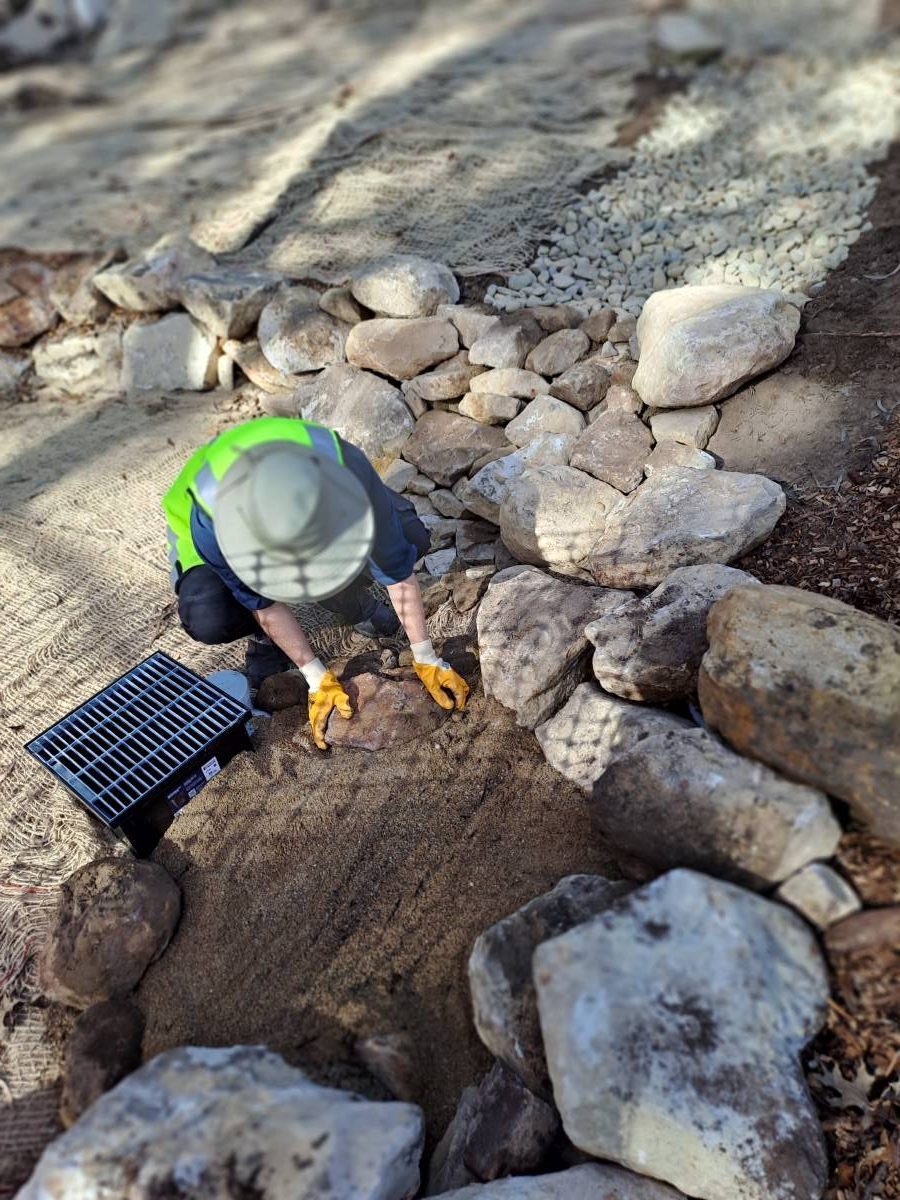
[137,684,619,1141]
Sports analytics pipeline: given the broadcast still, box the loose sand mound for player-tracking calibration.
[138,689,618,1138]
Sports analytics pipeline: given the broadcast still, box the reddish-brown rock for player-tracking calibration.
[0,294,57,347]
[325,672,447,749]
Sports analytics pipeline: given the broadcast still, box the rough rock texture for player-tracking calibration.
[588,467,785,587]
[325,673,447,750]
[457,519,497,565]
[49,253,115,325]
[351,254,460,318]
[649,405,720,449]
[470,317,541,370]
[533,870,829,1200]
[469,874,632,1097]
[402,410,509,486]
[18,1045,424,1200]
[409,351,484,401]
[0,349,30,399]
[776,863,862,931]
[382,458,419,492]
[477,567,633,728]
[356,1033,419,1103]
[256,670,307,712]
[347,317,459,380]
[427,1087,480,1196]
[438,304,500,348]
[0,293,57,347]
[592,727,841,889]
[39,858,181,1009]
[122,314,218,392]
[32,327,122,395]
[549,358,611,411]
[463,1062,559,1181]
[569,411,653,494]
[500,466,621,579]
[525,329,590,377]
[92,235,216,313]
[824,907,900,957]
[633,285,801,409]
[259,290,350,373]
[457,436,576,524]
[699,584,900,844]
[222,337,303,394]
[319,285,369,324]
[469,368,552,400]
[458,391,522,425]
[60,1000,145,1127]
[643,442,715,476]
[604,381,642,414]
[438,1165,689,1199]
[525,305,583,333]
[178,269,283,339]
[534,683,693,793]
[296,363,414,468]
[585,564,758,702]
[505,395,585,448]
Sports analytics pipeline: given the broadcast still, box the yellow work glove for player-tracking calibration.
[411,639,469,711]
[303,660,353,750]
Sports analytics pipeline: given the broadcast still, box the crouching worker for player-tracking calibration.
[162,416,468,749]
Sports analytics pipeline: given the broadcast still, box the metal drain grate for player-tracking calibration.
[26,651,254,852]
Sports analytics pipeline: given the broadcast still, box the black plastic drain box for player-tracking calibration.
[26,651,254,856]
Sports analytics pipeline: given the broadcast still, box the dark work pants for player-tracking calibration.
[176,494,431,647]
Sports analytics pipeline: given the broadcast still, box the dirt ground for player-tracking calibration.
[136,685,618,1142]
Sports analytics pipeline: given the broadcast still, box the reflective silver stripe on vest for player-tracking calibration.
[193,462,218,512]
[307,424,339,461]
[165,527,180,585]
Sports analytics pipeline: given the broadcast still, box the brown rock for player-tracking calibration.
[550,358,611,411]
[355,1032,419,1102]
[49,253,115,325]
[402,410,509,486]
[581,308,616,342]
[39,858,181,1010]
[699,585,900,844]
[464,1061,560,1181]
[325,672,447,749]
[60,1000,144,1127]
[450,572,491,612]
[221,338,305,395]
[524,304,584,333]
[525,328,590,376]
[319,285,369,324]
[346,317,459,380]
[0,294,57,348]
[824,906,900,956]
[256,670,307,712]
[570,411,654,493]
[408,350,484,401]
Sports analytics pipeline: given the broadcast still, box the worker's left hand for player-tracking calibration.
[413,659,469,711]
[308,670,353,750]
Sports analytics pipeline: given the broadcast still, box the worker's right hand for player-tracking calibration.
[308,670,353,750]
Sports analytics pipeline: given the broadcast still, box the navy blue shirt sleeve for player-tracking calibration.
[188,436,421,610]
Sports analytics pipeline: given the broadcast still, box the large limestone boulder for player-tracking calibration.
[477,567,634,728]
[569,411,654,494]
[505,395,585,448]
[39,858,181,1010]
[585,564,758,702]
[350,254,459,318]
[259,290,350,373]
[699,584,900,844]
[468,875,632,1097]
[438,1164,688,1199]
[592,727,841,889]
[500,465,621,579]
[533,870,829,1200]
[296,363,414,469]
[402,410,509,486]
[534,683,693,793]
[588,467,785,587]
[93,234,216,313]
[456,435,575,524]
[346,317,459,380]
[18,1045,424,1200]
[632,285,800,409]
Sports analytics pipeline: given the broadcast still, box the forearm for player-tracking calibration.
[386,574,428,645]
[253,603,316,669]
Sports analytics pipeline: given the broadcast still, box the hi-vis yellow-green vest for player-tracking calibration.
[161,417,343,584]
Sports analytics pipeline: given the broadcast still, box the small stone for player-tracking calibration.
[457,518,497,563]
[296,363,414,470]
[92,234,215,313]
[523,304,584,333]
[178,269,283,339]
[407,473,436,496]
[603,382,642,414]
[355,1032,419,1102]
[470,316,541,370]
[650,405,720,449]
[525,328,590,376]
[450,572,491,612]
[549,358,611,412]
[0,350,30,400]
[39,858,181,1009]
[431,488,468,518]
[382,459,419,492]
[32,327,122,395]
[825,907,900,957]
[402,410,509,486]
[437,303,500,347]
[655,11,724,60]
[256,671,306,712]
[61,1000,144,1128]
[427,1087,480,1195]
[458,391,522,425]
[319,285,369,324]
[420,515,460,549]
[346,317,458,380]
[419,576,450,617]
[0,294,57,348]
[122,314,217,392]
[217,353,235,392]
[49,253,114,325]
[258,291,350,373]
[608,315,637,343]
[351,254,459,317]
[581,308,616,342]
[589,467,785,587]
[410,494,437,518]
[570,411,653,493]
[776,863,862,931]
[426,548,458,576]
[469,368,552,400]
[644,442,715,476]
[505,395,585,447]
[438,1165,690,1198]
[409,350,484,401]
[325,672,447,749]
[221,338,305,396]
[464,1061,560,1181]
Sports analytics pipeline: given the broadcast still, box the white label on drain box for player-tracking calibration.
[201,757,221,781]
